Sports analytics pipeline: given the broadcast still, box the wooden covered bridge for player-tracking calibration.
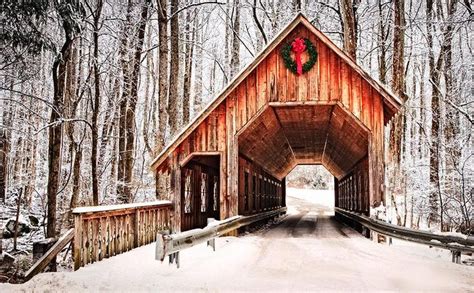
[29,15,473,279]
[151,14,401,233]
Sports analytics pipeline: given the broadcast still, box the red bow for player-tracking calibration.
[291,38,306,75]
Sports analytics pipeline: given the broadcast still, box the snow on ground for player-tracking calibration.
[2,188,473,292]
[286,187,335,215]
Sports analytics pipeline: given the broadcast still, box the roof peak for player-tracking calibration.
[150,13,401,170]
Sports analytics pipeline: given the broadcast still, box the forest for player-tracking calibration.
[0,0,472,272]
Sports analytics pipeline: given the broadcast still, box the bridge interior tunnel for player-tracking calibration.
[237,104,371,216]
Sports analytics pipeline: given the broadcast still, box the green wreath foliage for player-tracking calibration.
[281,38,318,74]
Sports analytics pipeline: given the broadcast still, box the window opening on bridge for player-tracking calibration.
[244,171,249,211]
[213,176,218,211]
[259,175,263,210]
[252,174,256,212]
[263,177,267,210]
[200,173,207,212]
[184,170,193,213]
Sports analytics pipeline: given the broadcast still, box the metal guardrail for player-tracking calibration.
[335,207,474,263]
[155,207,287,267]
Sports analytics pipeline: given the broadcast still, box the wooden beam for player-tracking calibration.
[269,101,337,107]
[25,228,74,280]
[321,105,335,169]
[271,107,297,170]
[179,151,221,167]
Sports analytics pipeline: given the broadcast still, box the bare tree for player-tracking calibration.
[229,0,241,77]
[168,0,180,137]
[182,7,195,126]
[156,0,169,152]
[46,0,84,237]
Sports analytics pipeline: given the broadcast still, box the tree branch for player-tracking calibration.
[252,0,267,44]
[167,1,226,20]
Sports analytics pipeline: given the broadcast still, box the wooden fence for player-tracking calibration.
[73,201,172,270]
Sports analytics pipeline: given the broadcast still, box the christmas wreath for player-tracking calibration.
[281,37,317,75]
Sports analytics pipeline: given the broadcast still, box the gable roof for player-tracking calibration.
[151,13,401,170]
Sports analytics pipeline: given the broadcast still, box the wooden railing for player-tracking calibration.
[73,201,172,270]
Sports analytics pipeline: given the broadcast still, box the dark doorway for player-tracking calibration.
[181,154,220,231]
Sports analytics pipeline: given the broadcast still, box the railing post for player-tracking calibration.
[134,209,140,248]
[73,214,82,270]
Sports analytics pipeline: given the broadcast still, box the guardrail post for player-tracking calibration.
[155,207,287,268]
[207,218,216,251]
[169,252,180,268]
[371,231,379,243]
[451,250,461,264]
[361,226,370,238]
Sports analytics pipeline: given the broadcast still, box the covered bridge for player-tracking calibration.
[151,14,401,232]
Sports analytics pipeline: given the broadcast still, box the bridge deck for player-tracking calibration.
[3,194,473,291]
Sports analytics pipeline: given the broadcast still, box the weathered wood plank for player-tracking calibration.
[319,43,329,101]
[110,216,116,256]
[267,51,277,103]
[99,217,106,261]
[329,50,341,101]
[277,44,288,101]
[247,71,257,122]
[351,72,362,118]
[341,62,351,108]
[361,80,372,129]
[105,216,111,257]
[25,229,74,280]
[257,58,267,109]
[73,215,82,270]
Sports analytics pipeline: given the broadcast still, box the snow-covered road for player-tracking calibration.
[3,191,474,292]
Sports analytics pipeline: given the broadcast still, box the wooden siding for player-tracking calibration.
[335,156,370,215]
[238,156,284,216]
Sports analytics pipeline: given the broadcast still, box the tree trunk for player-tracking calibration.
[156,0,169,152]
[193,14,203,115]
[117,0,149,203]
[69,142,82,213]
[0,79,12,203]
[47,40,71,238]
[387,0,406,227]
[46,0,83,238]
[339,0,358,61]
[442,0,460,231]
[91,0,103,206]
[229,0,241,77]
[182,8,195,126]
[168,0,180,138]
[223,0,232,82]
[143,23,154,157]
[426,0,443,228]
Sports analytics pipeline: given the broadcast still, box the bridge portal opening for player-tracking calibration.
[286,165,335,216]
[237,104,371,217]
